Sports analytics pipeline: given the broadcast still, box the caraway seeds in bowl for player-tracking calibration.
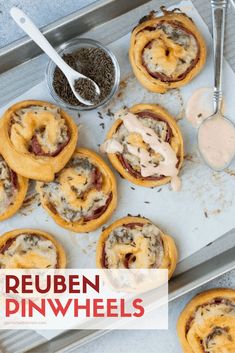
[53,47,115,107]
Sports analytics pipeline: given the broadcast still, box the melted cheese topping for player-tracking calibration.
[104,223,164,269]
[40,156,109,222]
[0,234,57,269]
[141,22,198,78]
[187,299,235,353]
[0,156,16,215]
[102,110,180,188]
[10,105,69,154]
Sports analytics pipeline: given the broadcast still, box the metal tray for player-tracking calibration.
[0,0,235,352]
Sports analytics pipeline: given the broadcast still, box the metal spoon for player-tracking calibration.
[10,7,100,106]
[198,0,235,171]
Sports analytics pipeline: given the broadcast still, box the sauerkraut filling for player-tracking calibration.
[0,155,17,215]
[39,156,111,223]
[0,233,57,269]
[103,222,164,269]
[10,105,70,156]
[185,298,235,352]
[142,21,199,81]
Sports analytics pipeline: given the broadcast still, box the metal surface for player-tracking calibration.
[23,231,235,353]
[211,0,228,112]
[0,0,149,74]
[170,228,235,299]
[1,0,235,106]
[0,0,235,352]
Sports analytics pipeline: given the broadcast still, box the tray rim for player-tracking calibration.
[0,0,150,74]
[26,245,234,353]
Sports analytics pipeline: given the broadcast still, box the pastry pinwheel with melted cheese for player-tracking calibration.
[101,104,184,190]
[0,100,78,182]
[36,148,117,232]
[0,154,28,221]
[177,288,235,353]
[0,228,66,268]
[96,216,177,279]
[129,8,206,93]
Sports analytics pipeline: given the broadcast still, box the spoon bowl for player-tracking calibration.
[198,112,235,171]
[63,64,100,106]
[10,6,100,106]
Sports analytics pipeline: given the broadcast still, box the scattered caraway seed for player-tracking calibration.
[127,213,141,217]
[107,109,114,117]
[98,111,103,119]
[157,188,162,192]
[131,187,135,190]
[118,172,124,179]
[99,123,105,129]
[144,201,150,204]
[204,211,208,218]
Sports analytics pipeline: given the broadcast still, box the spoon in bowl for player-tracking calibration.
[197,0,235,171]
[10,7,100,106]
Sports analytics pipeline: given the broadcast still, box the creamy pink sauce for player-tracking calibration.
[101,139,123,154]
[198,116,235,170]
[186,87,225,128]
[102,111,181,191]
[122,113,179,178]
[171,175,181,192]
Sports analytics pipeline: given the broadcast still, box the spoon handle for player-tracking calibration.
[211,0,228,113]
[10,7,73,77]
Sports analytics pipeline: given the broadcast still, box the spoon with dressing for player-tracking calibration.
[10,7,100,106]
[198,0,235,171]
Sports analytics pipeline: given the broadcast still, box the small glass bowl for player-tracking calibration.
[45,38,120,111]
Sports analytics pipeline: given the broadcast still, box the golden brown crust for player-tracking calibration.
[0,100,78,182]
[0,156,28,221]
[177,288,235,353]
[106,104,184,187]
[0,228,66,268]
[37,148,117,233]
[96,216,178,279]
[129,11,207,93]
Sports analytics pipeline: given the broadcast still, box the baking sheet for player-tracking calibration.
[0,0,235,339]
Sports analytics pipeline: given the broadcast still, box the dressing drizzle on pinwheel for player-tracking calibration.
[101,105,184,190]
[37,148,117,232]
